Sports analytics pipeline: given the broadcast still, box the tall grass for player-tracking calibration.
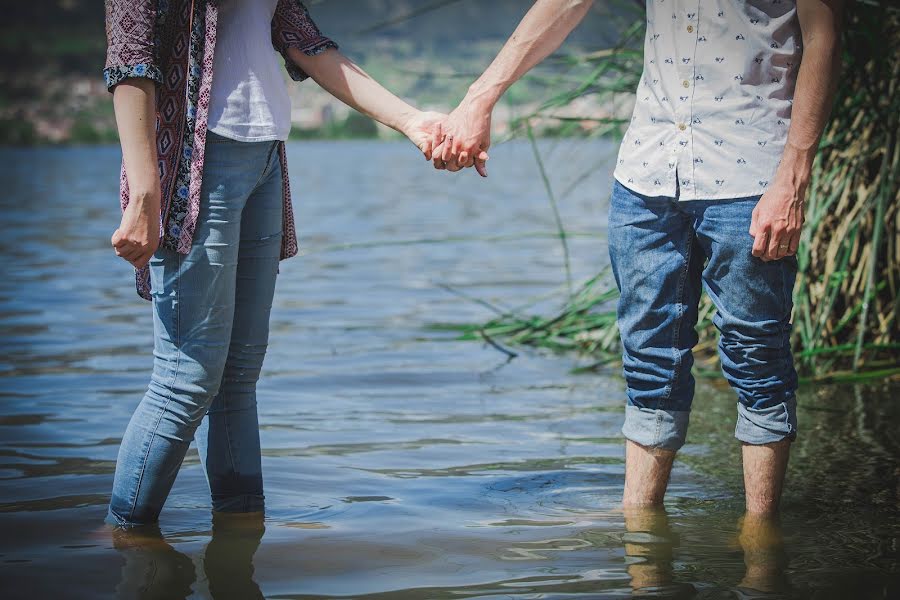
[465,0,899,380]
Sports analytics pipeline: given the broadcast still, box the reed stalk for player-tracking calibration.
[464,0,899,380]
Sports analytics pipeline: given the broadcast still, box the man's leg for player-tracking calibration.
[691,198,798,515]
[608,181,704,507]
[623,440,677,507]
[742,439,790,515]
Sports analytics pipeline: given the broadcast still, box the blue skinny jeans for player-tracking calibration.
[107,133,283,526]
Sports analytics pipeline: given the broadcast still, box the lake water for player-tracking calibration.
[0,140,897,599]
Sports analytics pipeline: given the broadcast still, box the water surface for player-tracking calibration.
[0,141,897,599]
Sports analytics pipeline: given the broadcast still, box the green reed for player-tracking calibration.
[460,0,899,380]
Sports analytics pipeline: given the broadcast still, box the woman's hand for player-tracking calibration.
[112,189,161,270]
[398,110,448,162]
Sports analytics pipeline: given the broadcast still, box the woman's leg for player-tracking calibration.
[195,144,284,514]
[107,135,277,527]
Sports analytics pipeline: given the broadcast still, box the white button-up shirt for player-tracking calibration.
[614,0,802,200]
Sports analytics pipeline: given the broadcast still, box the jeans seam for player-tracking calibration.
[127,251,183,524]
[666,225,694,405]
[223,384,239,493]
[253,142,280,190]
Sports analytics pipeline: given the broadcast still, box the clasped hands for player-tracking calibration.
[407,96,492,178]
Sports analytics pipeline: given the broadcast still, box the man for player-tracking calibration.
[434,0,841,515]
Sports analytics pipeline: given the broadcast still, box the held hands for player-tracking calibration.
[429,96,492,177]
[111,189,161,270]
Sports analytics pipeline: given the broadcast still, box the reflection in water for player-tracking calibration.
[0,144,897,598]
[736,513,789,598]
[620,509,790,598]
[622,507,694,598]
[113,513,264,600]
[113,525,195,600]
[204,513,265,600]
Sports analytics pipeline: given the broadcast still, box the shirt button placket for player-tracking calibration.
[680,2,701,199]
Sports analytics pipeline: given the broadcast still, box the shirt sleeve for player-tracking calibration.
[103,0,163,92]
[272,0,339,82]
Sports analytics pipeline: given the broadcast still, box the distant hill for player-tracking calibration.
[0,0,643,144]
[1,0,642,75]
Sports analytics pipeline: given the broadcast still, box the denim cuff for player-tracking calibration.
[734,397,797,445]
[622,405,690,451]
[105,507,156,530]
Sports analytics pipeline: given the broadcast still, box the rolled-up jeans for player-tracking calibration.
[107,132,283,526]
[608,180,798,451]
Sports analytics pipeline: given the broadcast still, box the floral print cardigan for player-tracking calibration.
[104,0,337,299]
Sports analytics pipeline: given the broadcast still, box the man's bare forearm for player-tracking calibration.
[112,79,159,202]
[775,0,842,190]
[465,0,595,111]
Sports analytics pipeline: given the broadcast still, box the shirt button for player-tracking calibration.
[678,123,687,131]
[687,25,694,33]
[682,80,690,88]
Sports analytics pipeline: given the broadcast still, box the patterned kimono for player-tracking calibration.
[103,0,337,299]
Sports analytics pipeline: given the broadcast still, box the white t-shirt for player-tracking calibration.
[614,0,802,200]
[208,0,292,142]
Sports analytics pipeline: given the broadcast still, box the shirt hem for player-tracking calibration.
[207,126,290,143]
[613,175,765,202]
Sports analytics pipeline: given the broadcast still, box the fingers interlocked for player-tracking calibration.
[431,130,489,177]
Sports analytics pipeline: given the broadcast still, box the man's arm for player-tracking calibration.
[750,0,843,261]
[434,0,595,175]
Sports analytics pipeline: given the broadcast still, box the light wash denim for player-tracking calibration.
[107,133,283,526]
[608,180,798,451]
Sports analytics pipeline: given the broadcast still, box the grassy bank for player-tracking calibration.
[458,0,899,381]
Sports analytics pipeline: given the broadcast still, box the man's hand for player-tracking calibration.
[426,0,594,176]
[749,180,806,262]
[112,189,161,270]
[432,94,492,177]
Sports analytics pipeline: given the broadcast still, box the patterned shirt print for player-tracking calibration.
[614,0,802,200]
[104,0,337,299]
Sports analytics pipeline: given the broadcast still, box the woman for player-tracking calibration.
[104,0,445,527]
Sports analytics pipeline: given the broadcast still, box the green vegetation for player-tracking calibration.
[289,110,380,140]
[458,1,899,381]
[0,119,37,146]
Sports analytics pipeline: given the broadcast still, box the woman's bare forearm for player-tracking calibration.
[287,48,417,134]
[110,78,161,268]
[112,79,160,202]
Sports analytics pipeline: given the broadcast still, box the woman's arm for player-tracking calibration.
[105,0,162,269]
[286,47,443,160]
[110,79,161,269]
